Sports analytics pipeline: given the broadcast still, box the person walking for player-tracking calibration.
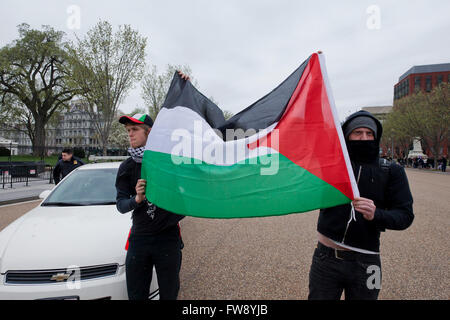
[308,110,414,300]
[52,148,84,184]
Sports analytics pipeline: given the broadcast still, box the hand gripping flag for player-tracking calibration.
[142,52,359,218]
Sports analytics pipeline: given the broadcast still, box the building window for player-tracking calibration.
[437,74,443,85]
[414,76,421,91]
[425,76,432,92]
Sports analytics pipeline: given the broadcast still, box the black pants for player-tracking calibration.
[125,226,182,300]
[308,243,381,300]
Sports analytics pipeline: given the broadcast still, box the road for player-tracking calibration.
[1,169,448,299]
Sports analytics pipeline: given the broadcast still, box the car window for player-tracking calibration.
[43,168,118,206]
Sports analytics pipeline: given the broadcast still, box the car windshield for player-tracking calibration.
[43,168,118,206]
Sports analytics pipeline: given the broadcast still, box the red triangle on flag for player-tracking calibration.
[252,53,355,200]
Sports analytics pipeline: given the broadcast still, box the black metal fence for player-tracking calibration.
[0,162,53,189]
[4,144,128,157]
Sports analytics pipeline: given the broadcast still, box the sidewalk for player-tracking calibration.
[0,180,54,206]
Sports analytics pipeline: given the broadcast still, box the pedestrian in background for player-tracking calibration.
[52,148,84,184]
[440,156,447,172]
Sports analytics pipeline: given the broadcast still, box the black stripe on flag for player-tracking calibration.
[160,56,311,140]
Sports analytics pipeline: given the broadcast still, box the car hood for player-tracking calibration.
[0,205,131,273]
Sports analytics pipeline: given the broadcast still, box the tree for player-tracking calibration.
[68,21,147,155]
[141,64,231,122]
[382,108,414,159]
[421,83,450,161]
[386,83,450,162]
[0,24,77,156]
[0,94,33,141]
[223,110,234,120]
[107,110,130,151]
[141,64,195,120]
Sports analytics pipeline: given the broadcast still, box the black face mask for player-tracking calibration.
[346,140,379,163]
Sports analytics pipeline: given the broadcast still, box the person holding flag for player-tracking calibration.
[114,73,188,300]
[308,110,414,300]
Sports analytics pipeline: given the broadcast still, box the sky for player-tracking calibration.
[1,0,449,121]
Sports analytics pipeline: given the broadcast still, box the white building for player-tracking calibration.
[0,100,103,155]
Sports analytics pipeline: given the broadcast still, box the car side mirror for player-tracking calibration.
[39,190,52,199]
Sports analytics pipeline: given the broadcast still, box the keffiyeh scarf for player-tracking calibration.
[128,146,145,163]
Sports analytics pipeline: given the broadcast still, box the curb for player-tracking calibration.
[0,196,40,206]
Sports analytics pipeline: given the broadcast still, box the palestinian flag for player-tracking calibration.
[142,52,359,218]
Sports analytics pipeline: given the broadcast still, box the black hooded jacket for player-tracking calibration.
[115,157,184,235]
[317,110,414,252]
[53,156,84,184]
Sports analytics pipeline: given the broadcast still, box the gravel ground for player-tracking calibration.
[0,169,448,300]
[0,200,42,232]
[177,168,450,300]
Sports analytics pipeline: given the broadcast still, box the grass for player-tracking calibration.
[0,155,89,166]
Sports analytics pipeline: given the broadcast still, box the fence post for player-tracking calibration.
[49,166,53,184]
[9,142,12,163]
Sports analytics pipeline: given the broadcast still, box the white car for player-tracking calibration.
[0,162,159,300]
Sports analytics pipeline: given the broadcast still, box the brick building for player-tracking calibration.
[394,63,450,100]
[393,63,449,159]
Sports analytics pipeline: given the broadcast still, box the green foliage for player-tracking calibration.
[141,64,225,121]
[384,83,450,160]
[0,154,90,166]
[67,20,147,155]
[0,24,77,156]
[141,64,195,120]
[73,147,85,159]
[107,110,130,150]
[223,110,234,120]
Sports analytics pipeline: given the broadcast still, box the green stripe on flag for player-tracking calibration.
[142,150,351,218]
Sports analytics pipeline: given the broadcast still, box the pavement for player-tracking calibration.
[0,167,446,207]
[0,180,54,206]
[177,168,450,300]
[0,168,448,299]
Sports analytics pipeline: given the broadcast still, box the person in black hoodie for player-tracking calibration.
[115,112,185,300]
[308,110,414,300]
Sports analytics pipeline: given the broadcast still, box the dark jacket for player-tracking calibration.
[115,157,184,235]
[53,156,84,184]
[317,111,414,252]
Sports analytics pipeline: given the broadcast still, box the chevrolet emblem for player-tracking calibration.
[50,273,71,282]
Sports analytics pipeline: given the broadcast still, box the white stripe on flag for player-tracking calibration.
[146,106,279,166]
